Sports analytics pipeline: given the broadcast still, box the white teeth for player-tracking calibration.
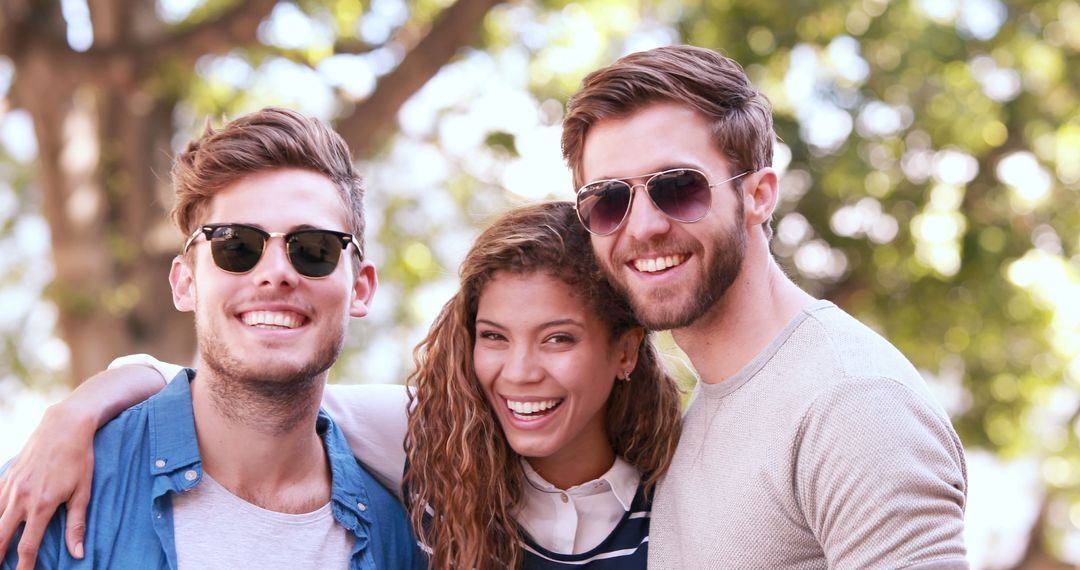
[633,254,686,273]
[506,399,562,416]
[241,311,303,329]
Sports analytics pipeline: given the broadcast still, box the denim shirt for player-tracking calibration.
[2,369,424,569]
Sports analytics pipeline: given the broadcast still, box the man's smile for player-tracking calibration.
[632,254,688,273]
[239,310,307,329]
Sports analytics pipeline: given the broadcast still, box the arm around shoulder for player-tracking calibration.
[0,357,174,566]
[322,384,410,492]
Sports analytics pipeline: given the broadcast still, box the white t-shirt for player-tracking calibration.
[173,473,351,569]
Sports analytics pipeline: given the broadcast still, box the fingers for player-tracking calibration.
[0,401,102,565]
[0,503,17,559]
[0,473,30,560]
[13,514,45,570]
[63,483,90,560]
[0,473,90,565]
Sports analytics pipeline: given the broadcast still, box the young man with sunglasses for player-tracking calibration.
[1,108,421,569]
[563,45,969,568]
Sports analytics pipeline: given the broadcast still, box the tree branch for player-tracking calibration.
[242,38,382,70]
[336,0,505,158]
[1014,494,1076,570]
[0,0,32,54]
[333,37,379,56]
[140,0,279,68]
[0,0,44,58]
[86,0,135,46]
[0,1,98,87]
[0,16,13,58]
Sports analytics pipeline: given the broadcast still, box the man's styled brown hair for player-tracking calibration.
[171,107,365,252]
[562,45,776,233]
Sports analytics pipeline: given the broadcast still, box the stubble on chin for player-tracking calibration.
[600,225,747,331]
[195,314,345,434]
[608,268,710,331]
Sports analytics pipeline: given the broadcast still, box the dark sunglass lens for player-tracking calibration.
[579,181,631,235]
[209,225,264,273]
[649,170,712,222]
[288,232,342,278]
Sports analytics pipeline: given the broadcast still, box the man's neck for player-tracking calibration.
[189,368,331,513]
[672,237,814,385]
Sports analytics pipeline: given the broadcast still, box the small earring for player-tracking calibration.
[619,370,631,382]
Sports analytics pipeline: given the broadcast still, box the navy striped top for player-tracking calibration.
[520,483,650,569]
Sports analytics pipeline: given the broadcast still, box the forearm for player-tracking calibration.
[55,365,168,430]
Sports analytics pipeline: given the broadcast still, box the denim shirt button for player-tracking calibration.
[356,502,367,512]
[184,470,198,481]
[154,459,166,468]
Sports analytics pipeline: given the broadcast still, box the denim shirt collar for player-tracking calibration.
[321,409,376,531]
[148,369,202,486]
[145,368,202,569]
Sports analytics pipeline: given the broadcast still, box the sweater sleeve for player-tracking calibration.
[322,384,410,495]
[109,353,186,383]
[794,376,968,569]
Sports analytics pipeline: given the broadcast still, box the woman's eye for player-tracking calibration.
[478,331,505,341]
[545,334,576,345]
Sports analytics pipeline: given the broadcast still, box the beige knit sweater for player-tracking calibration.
[649,301,968,569]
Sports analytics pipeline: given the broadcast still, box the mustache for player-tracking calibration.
[615,236,701,261]
[224,293,318,318]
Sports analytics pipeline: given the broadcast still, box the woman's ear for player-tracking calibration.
[616,327,646,375]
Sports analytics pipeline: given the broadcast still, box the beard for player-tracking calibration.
[605,204,747,330]
[194,310,346,434]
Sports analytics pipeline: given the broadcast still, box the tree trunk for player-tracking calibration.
[14,56,197,385]
[1014,496,1076,570]
[2,0,504,385]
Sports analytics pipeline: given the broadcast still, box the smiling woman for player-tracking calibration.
[403,201,683,570]
[473,271,640,490]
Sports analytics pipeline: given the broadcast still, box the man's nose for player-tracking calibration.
[622,185,673,242]
[249,237,301,287]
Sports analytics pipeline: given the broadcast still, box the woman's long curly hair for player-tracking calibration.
[402,201,682,569]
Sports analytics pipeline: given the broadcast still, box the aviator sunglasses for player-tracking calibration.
[182,223,362,279]
[575,168,752,236]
